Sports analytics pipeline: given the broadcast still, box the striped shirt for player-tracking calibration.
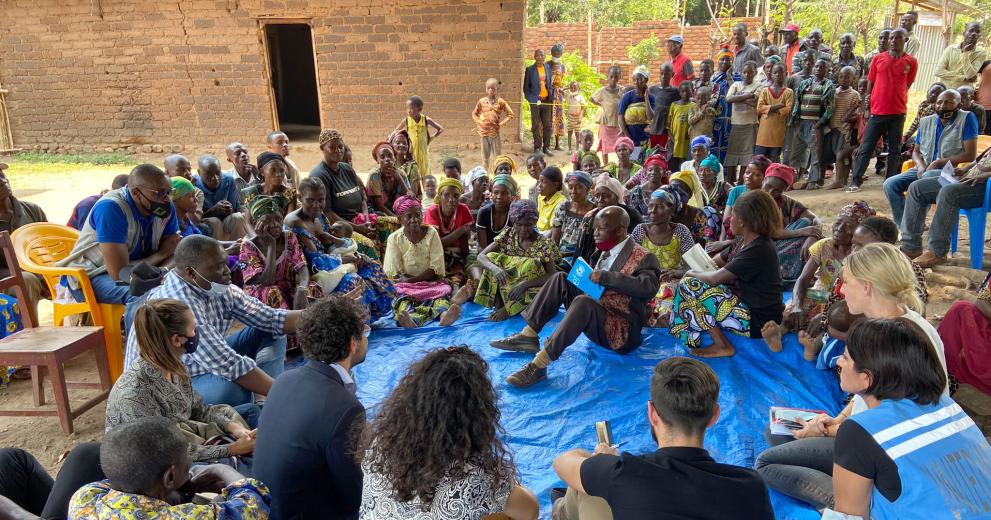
[124,271,288,380]
[829,87,860,133]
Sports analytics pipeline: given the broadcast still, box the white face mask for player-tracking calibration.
[190,267,230,297]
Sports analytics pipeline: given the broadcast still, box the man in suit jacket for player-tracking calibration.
[251,295,368,519]
[523,48,555,155]
[492,206,662,388]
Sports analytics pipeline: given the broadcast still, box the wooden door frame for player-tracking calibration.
[256,17,324,132]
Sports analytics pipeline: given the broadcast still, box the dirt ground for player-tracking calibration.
[1,141,989,476]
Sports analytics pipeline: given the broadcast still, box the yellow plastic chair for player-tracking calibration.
[11,223,126,382]
[978,134,991,153]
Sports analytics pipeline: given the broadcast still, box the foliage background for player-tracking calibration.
[519,51,607,138]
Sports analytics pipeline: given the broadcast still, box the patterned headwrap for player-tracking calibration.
[492,155,517,174]
[837,200,876,226]
[392,195,422,216]
[715,44,734,63]
[256,151,286,172]
[318,129,343,147]
[566,170,593,188]
[765,163,797,188]
[170,177,196,201]
[491,174,518,196]
[633,65,651,81]
[467,166,489,187]
[651,186,684,214]
[766,55,782,64]
[699,154,722,174]
[670,170,704,208]
[371,141,397,162]
[435,177,465,205]
[509,199,539,223]
[249,195,286,220]
[690,135,712,151]
[614,136,635,151]
[643,154,668,171]
[595,174,626,200]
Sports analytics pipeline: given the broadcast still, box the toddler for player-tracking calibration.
[799,299,864,368]
[565,81,586,150]
[570,130,595,171]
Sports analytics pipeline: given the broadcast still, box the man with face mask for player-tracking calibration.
[935,21,988,89]
[491,206,661,388]
[123,235,304,407]
[60,164,181,305]
[883,89,978,225]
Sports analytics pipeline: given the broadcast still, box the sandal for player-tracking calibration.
[845,185,861,193]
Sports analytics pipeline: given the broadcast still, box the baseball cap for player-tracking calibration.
[667,35,685,44]
[779,23,800,33]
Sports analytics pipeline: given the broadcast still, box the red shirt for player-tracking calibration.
[424,203,474,257]
[868,52,918,116]
[669,53,695,86]
[784,41,801,73]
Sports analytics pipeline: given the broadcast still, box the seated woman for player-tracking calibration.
[939,271,991,395]
[240,196,321,314]
[578,151,602,175]
[475,174,516,250]
[851,216,928,311]
[551,170,595,261]
[536,166,567,233]
[460,166,490,218]
[524,153,544,202]
[831,319,991,518]
[607,136,641,184]
[366,142,412,222]
[670,190,783,358]
[697,154,733,241]
[382,196,463,329]
[466,200,559,321]
[718,154,771,243]
[667,173,707,245]
[626,154,669,217]
[106,298,257,464]
[358,346,539,520]
[242,152,297,220]
[170,177,208,237]
[390,130,421,199]
[680,135,717,179]
[424,178,474,285]
[286,178,395,321]
[572,174,643,262]
[631,186,695,327]
[760,163,823,284]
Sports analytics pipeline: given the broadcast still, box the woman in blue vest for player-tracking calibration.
[828,318,991,519]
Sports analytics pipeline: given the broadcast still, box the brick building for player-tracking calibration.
[0,0,526,154]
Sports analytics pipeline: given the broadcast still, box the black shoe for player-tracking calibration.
[506,363,547,388]
[489,333,540,353]
[542,147,554,156]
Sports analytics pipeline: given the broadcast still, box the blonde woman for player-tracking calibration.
[106,299,257,463]
[754,242,945,511]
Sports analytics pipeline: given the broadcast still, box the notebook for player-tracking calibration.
[567,257,605,300]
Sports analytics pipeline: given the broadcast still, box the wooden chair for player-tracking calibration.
[0,231,110,435]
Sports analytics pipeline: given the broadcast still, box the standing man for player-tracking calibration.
[848,28,918,191]
[832,33,865,79]
[666,34,695,87]
[732,23,764,74]
[780,23,802,73]
[901,11,921,56]
[793,29,831,74]
[523,48,555,156]
[863,28,892,78]
[935,22,987,90]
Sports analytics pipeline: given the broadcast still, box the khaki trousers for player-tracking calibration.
[552,487,613,520]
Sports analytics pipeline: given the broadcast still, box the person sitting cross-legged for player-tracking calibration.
[551,357,774,520]
[68,416,271,519]
[124,235,302,407]
[490,206,661,388]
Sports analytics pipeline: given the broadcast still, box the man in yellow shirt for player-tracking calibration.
[935,22,987,89]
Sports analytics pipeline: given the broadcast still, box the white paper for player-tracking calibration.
[683,243,718,272]
[939,161,960,186]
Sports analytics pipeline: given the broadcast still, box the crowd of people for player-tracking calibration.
[1,15,991,520]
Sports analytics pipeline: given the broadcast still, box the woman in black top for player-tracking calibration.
[669,189,783,358]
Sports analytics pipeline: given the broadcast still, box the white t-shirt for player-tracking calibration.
[727,81,762,125]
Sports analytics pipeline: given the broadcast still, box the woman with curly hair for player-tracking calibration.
[359,346,539,520]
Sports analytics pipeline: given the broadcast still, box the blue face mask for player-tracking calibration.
[190,268,230,297]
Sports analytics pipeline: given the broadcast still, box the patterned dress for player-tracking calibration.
[550,61,567,137]
[240,233,322,310]
[474,228,561,316]
[0,294,24,389]
[670,239,752,348]
[69,479,271,519]
[632,223,695,326]
[551,201,590,259]
[383,226,453,327]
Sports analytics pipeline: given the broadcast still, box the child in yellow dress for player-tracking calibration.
[392,95,444,179]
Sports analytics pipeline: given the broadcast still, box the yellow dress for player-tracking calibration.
[406,115,430,178]
[537,191,567,232]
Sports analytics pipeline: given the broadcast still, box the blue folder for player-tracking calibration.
[567,257,605,300]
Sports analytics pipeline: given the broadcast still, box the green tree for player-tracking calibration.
[628,34,661,65]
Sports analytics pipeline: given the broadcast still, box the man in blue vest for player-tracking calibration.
[523,48,554,156]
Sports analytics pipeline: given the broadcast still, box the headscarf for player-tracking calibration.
[256,151,286,172]
[643,154,668,172]
[651,186,684,214]
[766,55,782,65]
[435,177,465,205]
[699,154,722,174]
[633,65,651,81]
[670,170,704,208]
[491,174,518,196]
[492,155,517,174]
[371,141,397,162]
[764,163,797,188]
[249,195,286,220]
[837,200,876,225]
[690,135,712,152]
[550,43,565,55]
[170,177,196,201]
[566,170,593,188]
[466,166,489,189]
[614,136,635,151]
[595,174,626,201]
[318,129,343,147]
[715,44,734,63]
[392,195,422,216]
[509,199,539,223]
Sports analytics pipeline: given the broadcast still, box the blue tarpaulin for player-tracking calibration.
[354,302,845,519]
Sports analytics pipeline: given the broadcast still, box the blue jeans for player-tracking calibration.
[69,274,140,306]
[233,403,260,429]
[883,169,940,225]
[900,177,988,256]
[191,327,287,407]
[754,427,836,511]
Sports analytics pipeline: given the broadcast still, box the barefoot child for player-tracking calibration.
[824,66,861,189]
[570,130,595,172]
[755,63,793,162]
[667,81,696,166]
[394,95,444,178]
[565,80,586,151]
[472,78,515,171]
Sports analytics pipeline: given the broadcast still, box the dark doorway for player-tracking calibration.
[265,24,320,138]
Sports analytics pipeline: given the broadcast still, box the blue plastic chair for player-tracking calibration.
[949,180,991,269]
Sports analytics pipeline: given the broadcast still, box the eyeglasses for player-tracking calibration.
[138,185,174,200]
[362,325,371,338]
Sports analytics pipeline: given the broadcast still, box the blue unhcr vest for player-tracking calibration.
[847,396,991,519]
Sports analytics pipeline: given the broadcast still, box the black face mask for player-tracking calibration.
[181,330,199,354]
[938,108,959,120]
[139,189,172,219]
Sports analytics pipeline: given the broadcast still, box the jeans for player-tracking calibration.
[233,403,261,429]
[191,327,288,407]
[882,169,940,225]
[754,145,781,162]
[0,443,105,519]
[530,101,553,151]
[789,120,823,183]
[851,114,906,186]
[900,177,988,256]
[70,273,140,306]
[754,429,836,511]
